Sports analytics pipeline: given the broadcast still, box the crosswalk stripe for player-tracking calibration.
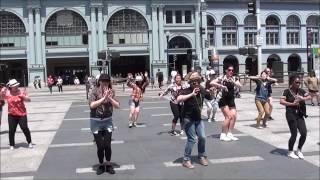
[179,133,249,140]
[121,107,168,111]
[1,176,34,180]
[76,164,135,173]
[163,123,180,126]
[64,117,89,121]
[81,127,118,131]
[163,162,182,167]
[152,114,173,117]
[209,156,264,164]
[143,101,167,104]
[49,140,124,148]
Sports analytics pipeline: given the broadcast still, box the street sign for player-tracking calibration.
[256,35,263,46]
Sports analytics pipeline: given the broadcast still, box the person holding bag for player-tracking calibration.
[88,74,120,175]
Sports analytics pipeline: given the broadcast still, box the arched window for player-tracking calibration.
[266,16,280,45]
[168,36,191,49]
[207,16,216,46]
[307,15,320,45]
[107,9,149,45]
[0,11,26,48]
[287,15,300,45]
[244,15,257,45]
[45,10,88,47]
[222,15,237,46]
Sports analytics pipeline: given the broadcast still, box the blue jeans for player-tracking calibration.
[183,118,206,161]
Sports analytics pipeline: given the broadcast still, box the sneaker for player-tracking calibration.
[220,133,231,141]
[296,150,304,159]
[256,124,263,129]
[207,118,211,123]
[287,151,299,159]
[133,122,137,127]
[318,103,320,106]
[28,143,33,148]
[311,103,315,106]
[105,165,115,174]
[269,117,274,120]
[211,118,216,122]
[227,133,239,141]
[179,130,184,135]
[129,121,133,128]
[9,146,14,150]
[96,164,105,175]
[169,130,178,136]
[182,160,194,169]
[199,157,209,166]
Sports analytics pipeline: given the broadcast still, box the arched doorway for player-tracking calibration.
[245,56,258,75]
[45,10,89,84]
[223,55,239,74]
[0,11,28,86]
[267,54,283,82]
[107,9,149,76]
[168,36,192,77]
[288,54,301,73]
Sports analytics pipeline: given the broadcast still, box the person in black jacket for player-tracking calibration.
[177,72,212,169]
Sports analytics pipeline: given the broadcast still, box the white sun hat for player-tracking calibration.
[7,79,20,87]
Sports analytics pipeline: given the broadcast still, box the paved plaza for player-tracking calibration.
[0,85,319,179]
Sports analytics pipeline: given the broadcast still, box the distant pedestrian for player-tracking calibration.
[88,74,120,175]
[248,71,277,129]
[265,68,277,120]
[156,69,164,89]
[159,74,188,136]
[304,70,319,106]
[127,74,143,128]
[210,65,242,141]
[0,83,5,126]
[280,74,311,159]
[0,79,33,150]
[47,75,54,94]
[150,75,155,89]
[177,72,213,169]
[74,77,80,89]
[170,69,178,84]
[57,76,63,92]
[204,70,218,122]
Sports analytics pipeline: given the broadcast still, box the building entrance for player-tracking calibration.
[111,56,149,77]
[0,59,27,86]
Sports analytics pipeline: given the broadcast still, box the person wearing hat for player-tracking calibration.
[204,69,219,122]
[126,74,143,128]
[88,74,120,175]
[177,72,213,169]
[0,79,32,150]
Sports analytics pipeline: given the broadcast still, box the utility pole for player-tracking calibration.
[256,0,262,74]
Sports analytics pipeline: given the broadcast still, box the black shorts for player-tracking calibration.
[218,97,236,108]
[169,101,183,123]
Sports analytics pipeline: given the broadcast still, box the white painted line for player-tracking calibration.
[49,140,124,148]
[76,164,135,173]
[152,114,173,117]
[64,117,89,121]
[1,176,34,180]
[121,107,168,111]
[143,101,167,104]
[163,161,182,167]
[179,134,248,140]
[135,124,147,128]
[180,136,188,140]
[163,123,180,126]
[209,156,264,164]
[84,110,90,113]
[81,127,118,131]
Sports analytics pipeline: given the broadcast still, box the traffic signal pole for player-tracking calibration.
[256,0,262,74]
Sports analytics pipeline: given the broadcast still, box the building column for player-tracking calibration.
[28,8,35,65]
[301,25,306,48]
[98,6,104,51]
[238,25,245,47]
[200,2,208,63]
[216,25,222,47]
[158,5,165,62]
[281,24,286,47]
[151,5,159,62]
[194,4,201,67]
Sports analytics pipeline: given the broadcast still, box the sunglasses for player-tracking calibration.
[190,81,200,85]
[227,69,234,72]
[294,81,301,84]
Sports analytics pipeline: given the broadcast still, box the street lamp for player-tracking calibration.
[166,31,170,84]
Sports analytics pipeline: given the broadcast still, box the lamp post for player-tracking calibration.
[166,31,170,84]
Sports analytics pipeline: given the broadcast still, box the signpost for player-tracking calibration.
[313,48,320,79]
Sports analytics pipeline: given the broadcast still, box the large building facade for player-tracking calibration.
[0,0,319,86]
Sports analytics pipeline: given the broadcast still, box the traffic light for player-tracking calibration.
[200,27,206,35]
[97,60,103,66]
[248,1,256,14]
[239,47,248,55]
[307,29,313,45]
[98,51,106,60]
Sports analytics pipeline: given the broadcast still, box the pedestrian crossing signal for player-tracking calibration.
[248,1,256,14]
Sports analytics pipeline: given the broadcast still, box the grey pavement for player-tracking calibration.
[0,86,319,179]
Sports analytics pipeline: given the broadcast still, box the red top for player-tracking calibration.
[5,90,27,117]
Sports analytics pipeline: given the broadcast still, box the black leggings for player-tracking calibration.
[285,111,307,151]
[58,85,63,92]
[93,131,112,164]
[170,101,184,128]
[8,115,32,146]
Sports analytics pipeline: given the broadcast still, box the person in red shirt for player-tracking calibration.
[47,75,55,94]
[0,79,32,150]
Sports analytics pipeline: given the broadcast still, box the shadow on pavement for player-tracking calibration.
[270,148,287,156]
